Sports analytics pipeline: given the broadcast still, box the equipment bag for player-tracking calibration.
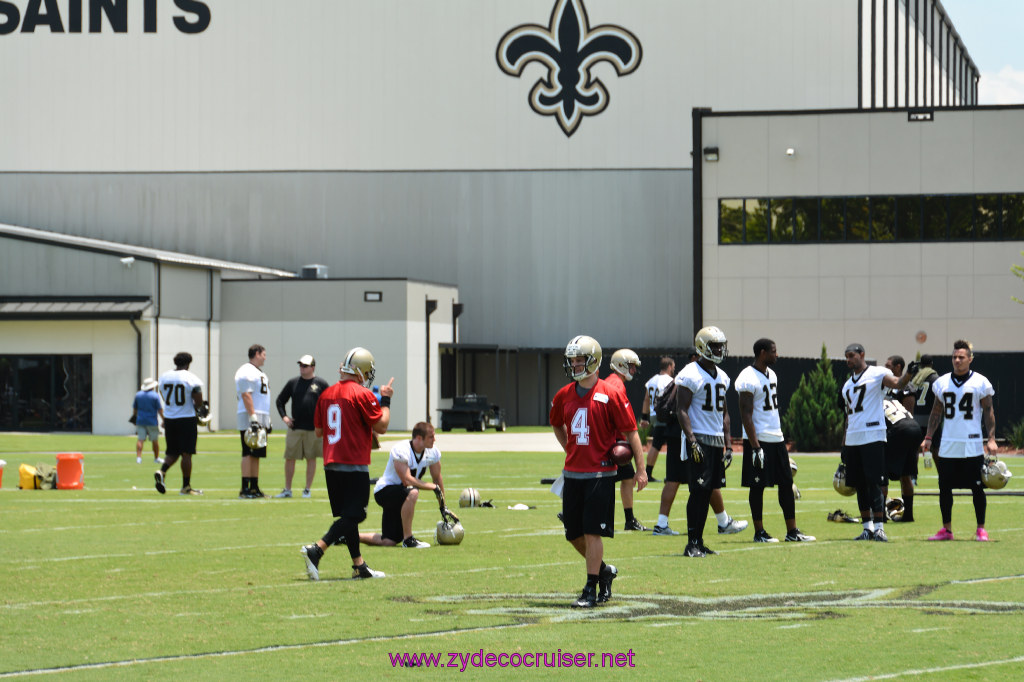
[654,382,678,424]
[19,463,39,489]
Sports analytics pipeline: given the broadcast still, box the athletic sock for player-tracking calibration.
[646,465,654,478]
[715,511,729,527]
[657,514,669,528]
[182,476,190,488]
[624,508,635,523]
[863,520,875,532]
[586,574,599,588]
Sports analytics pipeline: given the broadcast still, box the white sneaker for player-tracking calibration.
[274,489,293,498]
[154,458,164,464]
[718,516,749,534]
[652,525,680,536]
[136,456,142,464]
[302,488,312,498]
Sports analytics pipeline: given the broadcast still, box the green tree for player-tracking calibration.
[782,343,845,451]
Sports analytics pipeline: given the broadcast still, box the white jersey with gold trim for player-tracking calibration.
[735,366,784,443]
[676,362,730,438]
[931,371,994,458]
[374,440,442,493]
[842,365,892,446]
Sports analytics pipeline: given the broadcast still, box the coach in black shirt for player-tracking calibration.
[273,354,330,499]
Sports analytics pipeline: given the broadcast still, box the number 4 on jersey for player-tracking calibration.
[570,407,590,445]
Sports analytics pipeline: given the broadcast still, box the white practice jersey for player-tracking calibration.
[842,365,892,446]
[644,374,674,419]
[734,366,784,443]
[158,369,203,419]
[931,371,995,458]
[235,362,271,415]
[676,362,730,438]
[374,440,442,493]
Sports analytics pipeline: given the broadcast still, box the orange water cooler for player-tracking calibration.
[56,453,84,490]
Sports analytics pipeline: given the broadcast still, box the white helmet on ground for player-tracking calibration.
[609,349,641,381]
[833,462,856,496]
[981,458,1013,490]
[563,336,602,382]
[695,326,728,364]
[341,347,376,386]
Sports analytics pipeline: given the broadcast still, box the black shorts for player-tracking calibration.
[325,469,370,523]
[164,417,197,457]
[842,441,886,489]
[886,420,923,480]
[239,430,268,458]
[664,437,687,483]
[935,454,984,489]
[374,484,411,543]
[688,443,727,492]
[741,440,792,488]
[614,462,636,482]
[649,425,668,450]
[562,477,614,541]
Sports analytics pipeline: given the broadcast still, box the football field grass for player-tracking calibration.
[1,430,1022,680]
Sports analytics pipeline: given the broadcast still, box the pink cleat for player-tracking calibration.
[975,528,989,542]
[928,527,953,541]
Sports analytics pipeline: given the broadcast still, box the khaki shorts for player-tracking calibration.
[285,428,321,461]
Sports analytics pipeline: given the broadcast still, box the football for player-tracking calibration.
[607,440,632,466]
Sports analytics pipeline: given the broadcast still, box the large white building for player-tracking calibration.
[2,0,1018,433]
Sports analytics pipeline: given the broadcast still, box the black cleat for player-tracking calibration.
[301,543,323,581]
[684,540,706,558]
[352,563,386,579]
[624,518,649,531]
[698,542,717,556]
[572,584,597,608]
[597,564,617,603]
[154,470,166,494]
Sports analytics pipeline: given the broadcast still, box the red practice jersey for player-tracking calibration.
[550,377,637,474]
[314,380,383,466]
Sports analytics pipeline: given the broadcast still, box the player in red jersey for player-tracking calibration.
[551,336,646,608]
[300,347,394,581]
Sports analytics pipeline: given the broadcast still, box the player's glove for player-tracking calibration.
[433,485,444,501]
[907,360,920,375]
[723,448,733,470]
[689,440,704,463]
[752,447,764,468]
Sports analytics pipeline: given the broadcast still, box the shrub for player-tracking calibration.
[782,343,845,452]
[1005,418,1024,451]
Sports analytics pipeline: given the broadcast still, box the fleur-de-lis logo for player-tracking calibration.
[496,0,641,137]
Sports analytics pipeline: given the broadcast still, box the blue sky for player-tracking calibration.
[940,0,1024,103]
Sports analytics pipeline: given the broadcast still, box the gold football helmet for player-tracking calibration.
[563,335,602,381]
[833,462,856,496]
[695,326,728,364]
[981,457,1012,490]
[609,349,641,381]
[341,347,376,386]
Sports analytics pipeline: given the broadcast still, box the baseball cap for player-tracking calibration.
[844,343,865,355]
[141,378,158,391]
[297,354,315,366]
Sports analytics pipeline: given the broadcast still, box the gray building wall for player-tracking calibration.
[0,170,694,350]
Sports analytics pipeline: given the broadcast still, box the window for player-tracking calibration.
[871,197,895,241]
[895,195,922,241]
[770,199,793,243]
[719,199,743,244]
[0,355,92,431]
[793,198,819,242]
[821,198,845,242]
[923,196,948,240]
[718,193,1024,244]
[744,199,769,243]
[976,195,1000,240]
[847,197,870,241]
[949,195,973,240]
[1005,195,1024,240]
